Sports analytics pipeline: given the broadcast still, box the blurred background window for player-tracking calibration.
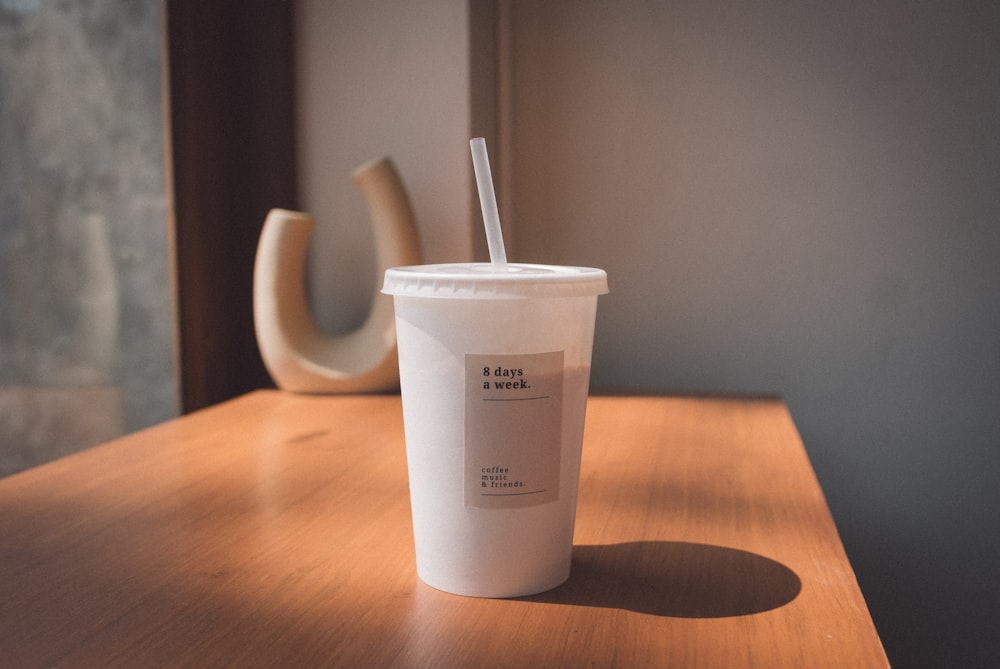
[0,0,176,477]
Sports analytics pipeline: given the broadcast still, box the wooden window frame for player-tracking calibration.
[163,1,297,412]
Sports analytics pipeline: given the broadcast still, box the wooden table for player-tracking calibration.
[0,391,888,667]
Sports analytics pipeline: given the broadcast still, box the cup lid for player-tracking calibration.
[382,263,608,299]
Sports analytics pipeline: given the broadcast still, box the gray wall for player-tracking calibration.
[507,2,998,667]
[295,0,475,336]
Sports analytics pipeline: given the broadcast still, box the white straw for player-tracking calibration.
[470,137,508,271]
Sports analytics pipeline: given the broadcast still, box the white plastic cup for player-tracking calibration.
[382,262,608,597]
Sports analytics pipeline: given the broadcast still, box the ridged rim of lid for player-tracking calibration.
[382,263,608,299]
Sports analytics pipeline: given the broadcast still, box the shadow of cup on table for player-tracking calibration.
[519,541,802,618]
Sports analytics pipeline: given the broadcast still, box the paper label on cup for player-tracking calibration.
[465,351,564,509]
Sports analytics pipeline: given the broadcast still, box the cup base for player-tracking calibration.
[417,563,571,599]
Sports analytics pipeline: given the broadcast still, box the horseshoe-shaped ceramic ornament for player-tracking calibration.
[253,157,422,393]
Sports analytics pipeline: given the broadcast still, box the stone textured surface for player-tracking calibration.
[0,0,175,476]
